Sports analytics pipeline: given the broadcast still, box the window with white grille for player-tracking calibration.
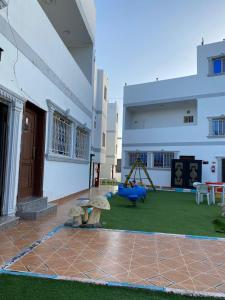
[153,152,174,168]
[128,152,147,166]
[52,112,72,156]
[210,117,225,136]
[76,127,89,159]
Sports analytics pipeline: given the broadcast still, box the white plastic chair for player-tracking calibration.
[193,182,201,204]
[196,184,211,205]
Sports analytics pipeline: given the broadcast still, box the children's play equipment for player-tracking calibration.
[118,158,155,205]
[124,158,156,191]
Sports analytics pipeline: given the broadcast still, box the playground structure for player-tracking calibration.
[118,158,155,205]
[124,157,156,190]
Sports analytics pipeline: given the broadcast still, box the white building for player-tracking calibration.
[0,0,95,223]
[101,102,119,179]
[122,40,225,188]
[91,69,108,186]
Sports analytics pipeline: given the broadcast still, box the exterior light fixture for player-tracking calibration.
[0,48,3,61]
[0,0,7,9]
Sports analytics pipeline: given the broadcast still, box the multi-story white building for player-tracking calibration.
[91,69,108,186]
[122,40,225,188]
[0,0,95,223]
[101,102,119,179]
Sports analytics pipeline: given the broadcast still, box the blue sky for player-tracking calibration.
[95,0,225,134]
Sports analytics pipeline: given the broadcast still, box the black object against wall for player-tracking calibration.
[171,159,202,189]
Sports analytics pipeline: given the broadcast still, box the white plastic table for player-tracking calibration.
[207,184,225,205]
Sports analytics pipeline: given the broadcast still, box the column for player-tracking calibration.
[2,98,24,216]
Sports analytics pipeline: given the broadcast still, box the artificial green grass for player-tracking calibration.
[0,274,219,300]
[102,191,224,237]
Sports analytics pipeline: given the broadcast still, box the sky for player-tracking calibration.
[95,0,225,136]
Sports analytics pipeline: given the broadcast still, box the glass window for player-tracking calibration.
[129,152,147,166]
[184,116,194,123]
[102,132,106,147]
[212,118,225,136]
[104,86,107,101]
[213,59,222,74]
[76,127,89,159]
[153,152,174,168]
[52,112,72,156]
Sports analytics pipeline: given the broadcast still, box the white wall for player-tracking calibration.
[92,69,108,164]
[101,102,119,179]
[122,40,225,187]
[126,100,197,129]
[0,0,95,204]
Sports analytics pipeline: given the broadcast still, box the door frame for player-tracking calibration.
[17,101,46,201]
[0,85,25,216]
[217,157,225,182]
[0,102,9,216]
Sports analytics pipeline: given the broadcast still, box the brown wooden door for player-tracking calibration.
[18,107,37,200]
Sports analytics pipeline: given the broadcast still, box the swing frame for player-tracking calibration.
[124,158,156,191]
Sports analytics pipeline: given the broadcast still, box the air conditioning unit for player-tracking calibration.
[0,0,7,9]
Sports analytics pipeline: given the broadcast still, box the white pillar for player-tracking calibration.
[2,98,24,216]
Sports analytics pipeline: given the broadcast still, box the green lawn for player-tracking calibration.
[0,274,219,300]
[102,190,225,237]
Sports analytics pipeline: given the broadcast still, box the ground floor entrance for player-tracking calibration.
[171,159,202,189]
[0,101,8,215]
[18,101,46,202]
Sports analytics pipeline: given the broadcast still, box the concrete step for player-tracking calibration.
[17,197,48,212]
[0,215,20,231]
[16,203,57,220]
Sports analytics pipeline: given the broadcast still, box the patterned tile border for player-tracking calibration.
[0,269,225,299]
[1,224,225,298]
[0,224,64,270]
[70,227,225,242]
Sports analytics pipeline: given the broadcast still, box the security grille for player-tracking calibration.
[153,152,174,168]
[129,152,147,166]
[52,112,72,156]
[76,127,89,159]
[212,118,225,136]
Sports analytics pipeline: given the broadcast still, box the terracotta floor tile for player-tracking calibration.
[132,265,159,279]
[99,262,128,275]
[147,275,174,287]
[1,186,225,298]
[193,273,224,287]
[163,269,190,284]
[85,268,110,280]
[216,283,225,293]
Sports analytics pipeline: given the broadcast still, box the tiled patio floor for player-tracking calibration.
[4,227,225,296]
[0,186,116,267]
[1,186,225,297]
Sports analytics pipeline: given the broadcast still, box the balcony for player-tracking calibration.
[125,99,197,130]
[38,0,95,83]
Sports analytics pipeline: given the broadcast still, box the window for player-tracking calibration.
[212,57,225,75]
[76,127,89,159]
[104,86,107,101]
[211,118,225,136]
[102,132,106,147]
[184,115,194,124]
[116,113,118,123]
[129,152,147,166]
[153,152,174,168]
[47,101,90,162]
[52,112,72,156]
